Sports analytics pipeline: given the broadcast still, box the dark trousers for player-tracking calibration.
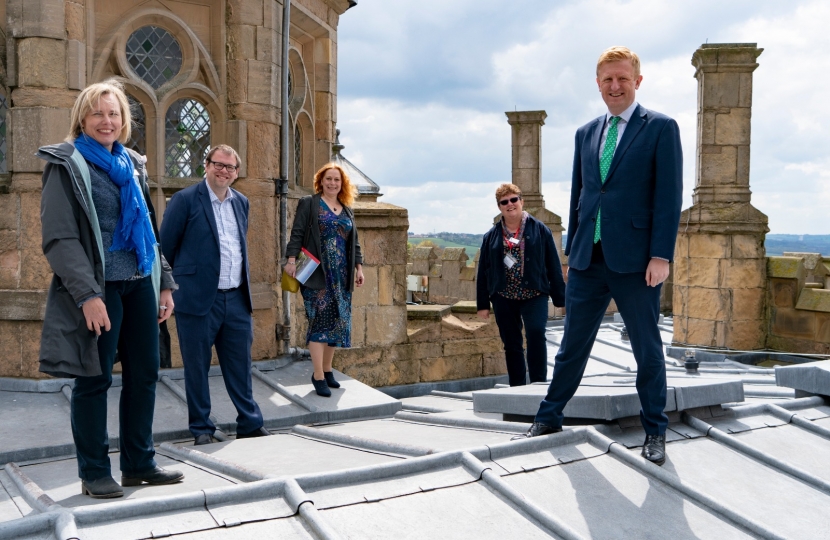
[535,244,668,434]
[71,277,159,481]
[491,294,549,386]
[175,289,263,437]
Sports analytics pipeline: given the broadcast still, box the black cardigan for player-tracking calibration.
[286,193,363,291]
[476,214,566,311]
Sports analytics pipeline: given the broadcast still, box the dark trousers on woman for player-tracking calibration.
[71,277,159,481]
[491,294,549,386]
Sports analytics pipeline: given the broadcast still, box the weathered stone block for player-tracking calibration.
[700,111,716,145]
[252,308,276,360]
[227,60,249,104]
[377,265,393,306]
[725,319,764,350]
[0,290,47,320]
[227,24,256,59]
[685,287,729,321]
[245,122,278,178]
[366,306,407,346]
[17,38,66,88]
[686,317,723,347]
[482,351,507,376]
[770,279,797,309]
[10,108,70,172]
[8,0,65,39]
[443,337,503,357]
[65,1,85,42]
[767,257,804,280]
[699,146,737,186]
[350,306,365,347]
[721,258,765,289]
[407,304,451,321]
[672,315,688,344]
[714,108,751,146]
[771,308,816,340]
[689,234,729,259]
[406,320,441,343]
[67,39,86,90]
[227,0,264,26]
[359,228,408,266]
[795,288,830,313]
[731,234,764,259]
[352,265,378,307]
[333,345,381,371]
[731,287,765,321]
[736,145,751,187]
[247,60,276,105]
[687,257,720,288]
[420,354,482,382]
[701,72,741,109]
[816,314,830,344]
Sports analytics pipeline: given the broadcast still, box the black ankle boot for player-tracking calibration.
[323,371,341,388]
[311,374,331,397]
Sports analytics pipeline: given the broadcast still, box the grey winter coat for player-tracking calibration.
[38,141,175,378]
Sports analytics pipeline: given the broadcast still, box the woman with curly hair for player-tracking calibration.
[286,163,364,396]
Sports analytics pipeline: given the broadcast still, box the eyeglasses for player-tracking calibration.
[499,196,521,206]
[208,160,239,173]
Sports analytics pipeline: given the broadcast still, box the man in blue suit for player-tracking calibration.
[160,144,268,445]
[516,46,682,465]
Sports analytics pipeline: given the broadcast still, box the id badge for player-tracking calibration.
[504,253,517,269]
[508,237,520,246]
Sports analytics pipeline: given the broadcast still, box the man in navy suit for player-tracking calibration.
[516,46,682,465]
[161,144,268,445]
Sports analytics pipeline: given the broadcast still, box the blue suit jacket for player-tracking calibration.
[565,104,683,273]
[160,180,253,316]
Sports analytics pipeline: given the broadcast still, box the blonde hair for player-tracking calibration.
[495,183,522,202]
[596,46,641,77]
[67,79,132,144]
[313,163,357,208]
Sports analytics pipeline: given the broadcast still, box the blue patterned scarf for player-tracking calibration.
[74,135,156,275]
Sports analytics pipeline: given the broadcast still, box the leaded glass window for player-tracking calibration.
[126,26,183,89]
[165,99,210,178]
[294,126,302,186]
[0,94,7,174]
[127,95,146,155]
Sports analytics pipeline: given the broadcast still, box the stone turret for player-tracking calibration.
[673,43,769,350]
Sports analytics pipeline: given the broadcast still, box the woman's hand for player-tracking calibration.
[355,264,365,287]
[285,259,296,278]
[82,297,111,336]
[158,289,174,323]
[477,309,490,321]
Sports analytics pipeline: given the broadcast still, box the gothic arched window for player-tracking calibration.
[165,99,210,177]
[294,126,302,186]
[126,26,183,89]
[127,95,147,155]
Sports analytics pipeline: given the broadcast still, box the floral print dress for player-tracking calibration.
[302,199,353,347]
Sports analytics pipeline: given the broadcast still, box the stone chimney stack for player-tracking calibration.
[504,111,564,254]
[673,43,769,350]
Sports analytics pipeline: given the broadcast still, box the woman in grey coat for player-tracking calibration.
[39,80,183,498]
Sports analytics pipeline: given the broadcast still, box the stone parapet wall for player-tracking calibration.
[766,255,830,354]
[332,302,506,387]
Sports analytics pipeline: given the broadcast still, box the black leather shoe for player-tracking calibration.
[511,422,562,440]
[81,476,123,499]
[194,434,216,446]
[121,466,184,487]
[323,371,341,389]
[641,434,666,466]
[311,374,331,397]
[237,427,271,439]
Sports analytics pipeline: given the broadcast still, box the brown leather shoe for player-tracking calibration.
[641,434,666,465]
[511,422,562,440]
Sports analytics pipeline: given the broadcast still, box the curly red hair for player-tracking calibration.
[313,163,357,208]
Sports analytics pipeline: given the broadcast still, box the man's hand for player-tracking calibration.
[645,258,670,287]
[477,309,490,321]
[158,289,174,323]
[82,297,111,336]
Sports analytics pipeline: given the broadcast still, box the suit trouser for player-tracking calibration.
[175,289,264,437]
[71,277,159,481]
[491,294,549,386]
[535,244,668,435]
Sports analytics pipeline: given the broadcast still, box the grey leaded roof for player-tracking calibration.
[332,129,380,196]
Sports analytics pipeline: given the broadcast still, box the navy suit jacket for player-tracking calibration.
[565,104,683,273]
[160,180,253,316]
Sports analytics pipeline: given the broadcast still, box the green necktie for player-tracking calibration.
[593,116,620,244]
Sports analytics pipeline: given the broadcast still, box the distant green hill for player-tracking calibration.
[765,235,830,256]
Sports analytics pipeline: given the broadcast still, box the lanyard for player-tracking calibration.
[502,222,521,246]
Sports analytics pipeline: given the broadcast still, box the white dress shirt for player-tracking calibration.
[206,182,243,289]
[598,101,639,160]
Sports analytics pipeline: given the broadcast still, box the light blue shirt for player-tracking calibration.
[206,181,243,289]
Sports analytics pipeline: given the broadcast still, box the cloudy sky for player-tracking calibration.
[335,0,829,235]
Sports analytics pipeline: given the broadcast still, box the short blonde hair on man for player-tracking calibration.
[205,144,242,168]
[67,79,132,144]
[495,183,522,202]
[314,163,358,208]
[596,46,641,77]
